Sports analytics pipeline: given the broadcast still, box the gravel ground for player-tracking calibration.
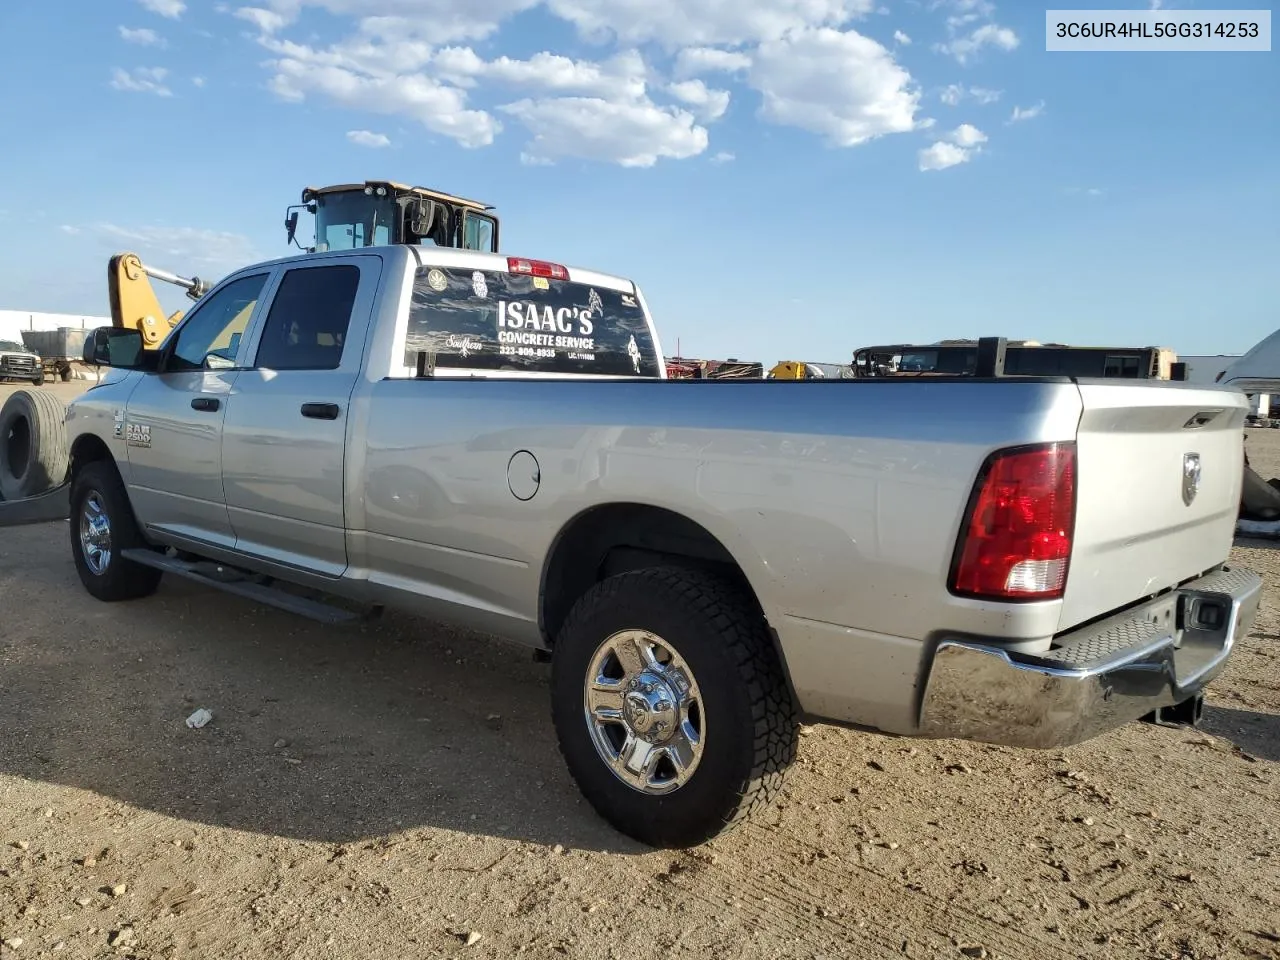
[1,386,1278,960]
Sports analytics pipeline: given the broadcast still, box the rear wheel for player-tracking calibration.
[551,566,799,847]
[69,461,162,601]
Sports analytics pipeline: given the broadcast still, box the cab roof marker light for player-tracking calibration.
[507,257,568,280]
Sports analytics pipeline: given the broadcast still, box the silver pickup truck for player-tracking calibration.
[63,243,1260,847]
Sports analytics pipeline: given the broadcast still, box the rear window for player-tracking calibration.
[404,266,661,377]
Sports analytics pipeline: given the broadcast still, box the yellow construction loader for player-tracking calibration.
[767,360,826,380]
[110,179,502,350]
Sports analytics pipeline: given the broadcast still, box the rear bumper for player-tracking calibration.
[918,565,1262,749]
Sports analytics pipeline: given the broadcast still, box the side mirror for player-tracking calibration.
[83,326,146,369]
[285,204,309,249]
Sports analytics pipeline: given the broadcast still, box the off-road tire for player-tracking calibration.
[69,460,163,602]
[0,389,68,500]
[551,566,799,848]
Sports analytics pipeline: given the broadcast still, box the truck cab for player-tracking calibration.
[0,339,43,385]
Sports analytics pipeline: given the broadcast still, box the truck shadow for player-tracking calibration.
[0,545,645,855]
[1199,705,1280,763]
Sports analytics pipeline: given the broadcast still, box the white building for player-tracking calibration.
[0,310,109,345]
[1183,353,1272,417]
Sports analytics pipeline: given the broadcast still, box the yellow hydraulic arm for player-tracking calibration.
[107,253,210,348]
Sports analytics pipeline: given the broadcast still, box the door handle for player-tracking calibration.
[191,397,220,412]
[301,402,341,420]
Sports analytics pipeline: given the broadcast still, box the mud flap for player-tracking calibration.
[1139,693,1205,728]
[1240,463,1280,520]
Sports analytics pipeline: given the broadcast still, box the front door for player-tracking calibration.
[122,271,271,546]
[220,256,380,577]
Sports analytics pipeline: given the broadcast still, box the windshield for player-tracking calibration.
[0,340,28,352]
[404,266,661,377]
[313,191,397,250]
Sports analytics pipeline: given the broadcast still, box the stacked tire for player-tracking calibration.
[0,390,69,500]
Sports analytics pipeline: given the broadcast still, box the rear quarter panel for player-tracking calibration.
[347,377,1086,649]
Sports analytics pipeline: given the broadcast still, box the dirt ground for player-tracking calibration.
[1,386,1278,960]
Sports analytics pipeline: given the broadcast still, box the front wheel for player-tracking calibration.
[69,461,163,601]
[551,566,799,848]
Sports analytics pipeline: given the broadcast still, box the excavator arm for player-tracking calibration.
[107,252,209,348]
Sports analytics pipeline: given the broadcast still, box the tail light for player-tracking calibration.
[950,442,1076,601]
[507,257,568,280]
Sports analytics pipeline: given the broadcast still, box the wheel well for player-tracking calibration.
[70,435,115,478]
[540,503,758,644]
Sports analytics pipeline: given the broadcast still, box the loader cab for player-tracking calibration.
[285,181,500,254]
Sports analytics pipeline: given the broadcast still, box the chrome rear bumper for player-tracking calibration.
[918,565,1262,749]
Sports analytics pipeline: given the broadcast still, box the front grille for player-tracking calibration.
[0,355,37,372]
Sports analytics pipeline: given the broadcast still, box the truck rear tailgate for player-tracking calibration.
[1059,381,1248,632]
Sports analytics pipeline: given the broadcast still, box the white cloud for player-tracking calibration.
[235,6,288,32]
[261,37,498,148]
[110,67,173,97]
[433,47,648,103]
[500,97,708,167]
[918,141,969,171]
[119,26,165,46]
[244,1,535,45]
[138,0,185,19]
[940,83,1002,106]
[83,223,257,275]
[949,122,986,146]
[192,76,207,87]
[347,129,391,147]
[710,150,735,163]
[234,0,927,166]
[667,79,731,121]
[918,122,987,171]
[748,27,918,147]
[546,0,878,47]
[673,46,752,78]
[1008,100,1044,123]
[936,22,1018,63]
[931,1,1018,63]
[893,29,911,45]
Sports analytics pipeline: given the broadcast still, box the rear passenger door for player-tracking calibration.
[220,256,382,577]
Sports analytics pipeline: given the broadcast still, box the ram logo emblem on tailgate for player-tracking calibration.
[1182,453,1201,506]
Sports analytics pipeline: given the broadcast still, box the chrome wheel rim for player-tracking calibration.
[79,492,112,576]
[583,630,704,795]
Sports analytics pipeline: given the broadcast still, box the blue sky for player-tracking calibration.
[0,0,1275,365]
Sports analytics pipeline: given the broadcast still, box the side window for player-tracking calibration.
[254,265,360,371]
[463,214,496,252]
[168,273,269,372]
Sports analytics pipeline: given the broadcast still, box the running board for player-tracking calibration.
[120,548,362,625]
